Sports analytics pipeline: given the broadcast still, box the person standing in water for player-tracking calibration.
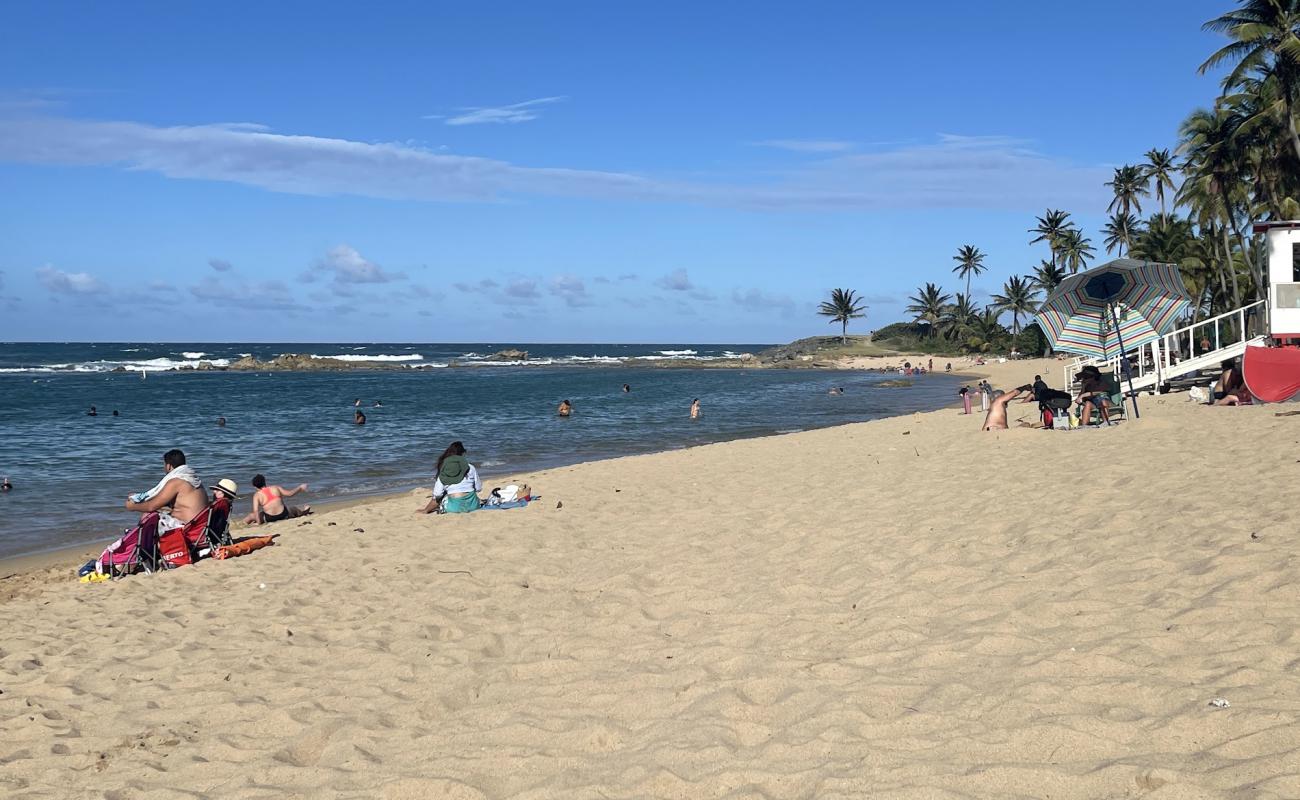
[87,406,97,417]
[557,399,573,417]
[690,398,701,420]
[1,477,12,492]
[354,410,366,425]
[622,384,631,393]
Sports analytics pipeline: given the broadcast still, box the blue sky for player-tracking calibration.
[0,0,1232,343]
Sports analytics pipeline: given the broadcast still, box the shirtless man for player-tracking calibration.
[690,398,701,420]
[557,399,573,417]
[124,449,208,532]
[982,388,1024,431]
[243,474,311,524]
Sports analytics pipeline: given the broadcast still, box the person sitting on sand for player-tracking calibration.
[354,410,366,425]
[1213,359,1252,405]
[419,441,482,514]
[982,388,1024,431]
[124,449,208,533]
[243,474,312,524]
[690,398,701,420]
[1076,366,1113,425]
[558,399,573,417]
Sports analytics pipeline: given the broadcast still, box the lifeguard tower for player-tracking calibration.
[1242,220,1300,401]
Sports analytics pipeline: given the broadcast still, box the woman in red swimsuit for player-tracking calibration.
[243,474,312,525]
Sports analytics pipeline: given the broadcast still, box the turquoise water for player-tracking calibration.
[0,342,960,557]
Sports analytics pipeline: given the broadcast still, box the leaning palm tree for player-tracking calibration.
[817,288,868,344]
[1102,212,1143,256]
[1056,228,1096,273]
[1200,0,1300,161]
[1106,164,1152,217]
[1142,148,1179,214]
[951,244,987,298]
[905,282,952,338]
[989,275,1041,336]
[1028,209,1073,269]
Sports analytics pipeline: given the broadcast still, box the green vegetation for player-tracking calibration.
[816,288,869,344]
[811,2,1299,358]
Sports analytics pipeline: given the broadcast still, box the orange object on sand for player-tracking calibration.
[215,536,275,560]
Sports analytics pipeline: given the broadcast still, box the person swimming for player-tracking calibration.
[87,406,97,417]
[112,410,120,417]
[557,399,572,417]
[1,477,12,492]
[828,387,844,396]
[354,410,367,425]
[216,416,227,427]
[354,399,362,407]
[690,398,701,420]
[622,384,631,393]
[373,400,383,407]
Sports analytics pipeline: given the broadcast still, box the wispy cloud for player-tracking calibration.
[441,96,566,126]
[654,269,714,301]
[190,278,306,313]
[36,265,105,295]
[310,244,403,285]
[0,115,1111,212]
[732,287,795,316]
[548,274,591,307]
[208,258,233,272]
[754,139,855,153]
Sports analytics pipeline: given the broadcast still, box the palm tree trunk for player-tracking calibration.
[1286,94,1300,163]
[1219,222,1241,315]
[1233,228,1265,303]
[841,319,848,345]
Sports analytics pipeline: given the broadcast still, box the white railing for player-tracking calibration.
[1060,299,1268,392]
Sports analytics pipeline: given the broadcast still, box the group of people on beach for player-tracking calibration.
[120,448,312,537]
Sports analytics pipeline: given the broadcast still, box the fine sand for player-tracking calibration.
[2,361,1298,799]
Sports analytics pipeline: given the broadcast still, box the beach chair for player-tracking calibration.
[1079,372,1127,424]
[177,495,234,561]
[97,512,162,577]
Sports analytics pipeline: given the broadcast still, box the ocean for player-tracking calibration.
[0,342,961,558]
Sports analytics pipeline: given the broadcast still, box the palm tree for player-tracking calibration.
[1143,148,1179,214]
[951,244,987,298]
[1106,164,1152,217]
[989,275,1040,336]
[1102,212,1143,256]
[1028,209,1073,268]
[905,282,952,338]
[817,288,868,344]
[1031,260,1069,296]
[939,292,979,341]
[1056,228,1096,273]
[1200,0,1300,161]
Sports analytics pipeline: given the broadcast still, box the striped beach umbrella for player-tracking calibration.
[1033,258,1191,419]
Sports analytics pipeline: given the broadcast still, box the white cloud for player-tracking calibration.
[313,244,403,284]
[190,279,306,313]
[655,269,694,292]
[754,139,855,153]
[36,265,104,295]
[208,258,232,272]
[0,116,1111,211]
[733,287,795,315]
[548,274,591,307]
[502,279,540,302]
[654,269,715,301]
[443,96,566,126]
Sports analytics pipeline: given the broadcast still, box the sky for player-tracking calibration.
[0,0,1235,343]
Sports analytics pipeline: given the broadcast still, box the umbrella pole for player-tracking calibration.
[1109,302,1140,419]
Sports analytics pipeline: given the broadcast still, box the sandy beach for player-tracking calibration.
[3,358,1298,799]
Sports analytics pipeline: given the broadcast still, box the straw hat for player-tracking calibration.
[214,478,239,498]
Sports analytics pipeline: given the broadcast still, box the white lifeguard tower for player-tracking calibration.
[1241,220,1300,401]
[1253,220,1300,344]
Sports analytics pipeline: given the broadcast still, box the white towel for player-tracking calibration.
[130,465,203,504]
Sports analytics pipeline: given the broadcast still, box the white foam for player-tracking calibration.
[181,351,206,359]
[310,353,425,363]
[658,349,698,356]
